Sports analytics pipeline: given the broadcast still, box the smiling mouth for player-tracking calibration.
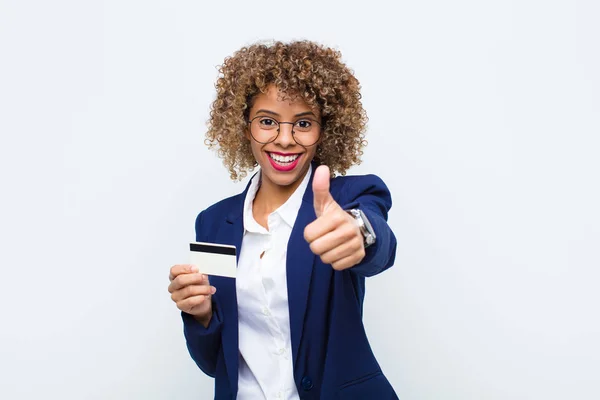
[267,152,301,165]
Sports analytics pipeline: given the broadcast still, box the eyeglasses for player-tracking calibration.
[247,115,322,147]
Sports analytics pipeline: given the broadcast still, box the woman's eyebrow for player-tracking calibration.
[255,109,317,118]
[255,109,280,117]
[295,111,317,118]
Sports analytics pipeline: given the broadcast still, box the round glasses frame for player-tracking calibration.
[247,115,322,147]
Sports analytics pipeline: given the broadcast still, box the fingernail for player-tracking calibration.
[190,265,199,272]
[202,274,208,280]
[210,286,217,295]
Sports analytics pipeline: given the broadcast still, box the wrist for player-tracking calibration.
[346,208,376,248]
[193,312,212,328]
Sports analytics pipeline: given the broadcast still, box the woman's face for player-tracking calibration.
[246,85,321,191]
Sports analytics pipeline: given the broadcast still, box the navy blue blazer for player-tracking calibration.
[182,166,399,399]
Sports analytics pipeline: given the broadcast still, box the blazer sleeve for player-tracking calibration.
[339,174,397,277]
[181,303,223,377]
[180,211,224,377]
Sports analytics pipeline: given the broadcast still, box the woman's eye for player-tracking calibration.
[259,118,276,126]
[296,120,312,129]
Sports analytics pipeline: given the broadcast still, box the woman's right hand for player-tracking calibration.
[168,265,216,327]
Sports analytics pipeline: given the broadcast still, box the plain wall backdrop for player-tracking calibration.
[1,0,598,399]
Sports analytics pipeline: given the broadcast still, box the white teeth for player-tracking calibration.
[269,153,300,163]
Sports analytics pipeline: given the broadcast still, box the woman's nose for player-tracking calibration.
[275,122,295,147]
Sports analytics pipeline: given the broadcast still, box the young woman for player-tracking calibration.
[168,40,398,400]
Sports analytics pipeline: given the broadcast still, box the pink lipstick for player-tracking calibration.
[267,152,302,172]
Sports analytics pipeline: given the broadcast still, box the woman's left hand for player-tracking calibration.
[304,165,365,271]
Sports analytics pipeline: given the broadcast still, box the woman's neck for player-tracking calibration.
[252,169,308,225]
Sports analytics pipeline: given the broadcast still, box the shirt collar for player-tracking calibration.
[277,164,312,228]
[243,164,313,233]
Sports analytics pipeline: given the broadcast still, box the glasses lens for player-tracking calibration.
[250,117,279,143]
[292,119,320,146]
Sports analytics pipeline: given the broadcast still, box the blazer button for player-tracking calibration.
[301,376,313,391]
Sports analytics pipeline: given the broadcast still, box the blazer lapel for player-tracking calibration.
[287,166,317,367]
[211,180,250,396]
[215,212,243,396]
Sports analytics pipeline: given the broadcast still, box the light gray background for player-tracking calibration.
[1,0,598,399]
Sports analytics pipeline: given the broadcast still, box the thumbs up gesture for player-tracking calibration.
[304,165,366,270]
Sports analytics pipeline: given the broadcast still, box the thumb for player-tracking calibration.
[312,165,334,217]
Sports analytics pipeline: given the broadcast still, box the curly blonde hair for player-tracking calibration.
[205,40,368,181]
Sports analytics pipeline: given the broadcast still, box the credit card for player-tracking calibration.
[189,241,237,278]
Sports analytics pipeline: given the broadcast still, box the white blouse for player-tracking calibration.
[235,165,312,400]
